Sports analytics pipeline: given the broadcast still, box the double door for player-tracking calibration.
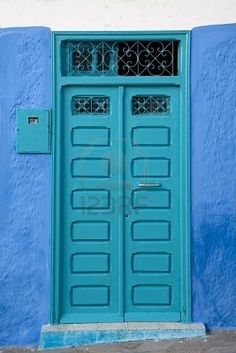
[58,84,186,323]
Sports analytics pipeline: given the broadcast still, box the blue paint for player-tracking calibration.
[0,24,236,347]
[0,27,52,346]
[39,326,206,349]
[191,24,236,327]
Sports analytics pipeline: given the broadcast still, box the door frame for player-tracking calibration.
[51,31,191,324]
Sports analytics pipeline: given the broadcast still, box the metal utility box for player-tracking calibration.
[16,108,51,153]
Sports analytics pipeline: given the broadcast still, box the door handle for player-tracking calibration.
[138,183,161,188]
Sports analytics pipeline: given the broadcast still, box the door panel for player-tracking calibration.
[60,86,123,323]
[59,84,183,323]
[124,86,181,321]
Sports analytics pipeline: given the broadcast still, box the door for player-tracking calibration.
[124,86,181,321]
[57,84,186,323]
[60,86,123,323]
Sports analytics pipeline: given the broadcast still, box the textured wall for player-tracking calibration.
[0,27,52,346]
[0,24,236,347]
[0,0,236,30]
[191,24,236,327]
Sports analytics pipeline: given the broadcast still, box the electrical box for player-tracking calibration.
[16,109,51,153]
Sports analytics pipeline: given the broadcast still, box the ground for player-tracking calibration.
[1,331,236,353]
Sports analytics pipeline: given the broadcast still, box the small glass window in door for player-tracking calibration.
[72,96,110,115]
[132,96,170,115]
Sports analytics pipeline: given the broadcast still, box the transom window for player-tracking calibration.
[62,40,179,77]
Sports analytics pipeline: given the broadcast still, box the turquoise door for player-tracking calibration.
[52,32,190,324]
[124,86,181,321]
[61,86,123,323]
[57,84,187,323]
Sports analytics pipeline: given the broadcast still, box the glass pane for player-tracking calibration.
[132,96,170,115]
[63,40,179,77]
[72,96,110,115]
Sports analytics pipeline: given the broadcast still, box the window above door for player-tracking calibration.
[61,40,179,77]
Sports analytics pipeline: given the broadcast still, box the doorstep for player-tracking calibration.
[39,322,206,350]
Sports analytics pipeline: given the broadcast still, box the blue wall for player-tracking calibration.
[0,24,236,346]
[191,24,236,327]
[0,28,52,346]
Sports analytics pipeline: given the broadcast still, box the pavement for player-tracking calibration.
[1,330,236,353]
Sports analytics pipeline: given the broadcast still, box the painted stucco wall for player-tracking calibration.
[0,27,52,346]
[0,24,236,346]
[191,24,236,327]
[0,0,235,30]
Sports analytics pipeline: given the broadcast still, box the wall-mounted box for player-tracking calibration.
[16,109,51,153]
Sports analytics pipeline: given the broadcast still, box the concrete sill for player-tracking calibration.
[39,322,206,350]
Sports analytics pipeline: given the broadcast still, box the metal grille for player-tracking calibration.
[73,96,110,114]
[63,40,179,76]
[132,96,170,115]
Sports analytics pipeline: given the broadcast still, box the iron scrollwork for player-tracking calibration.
[65,40,178,76]
[73,96,110,115]
[132,96,170,115]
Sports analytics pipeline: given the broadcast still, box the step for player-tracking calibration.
[39,322,206,349]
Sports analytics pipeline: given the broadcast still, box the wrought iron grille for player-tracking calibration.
[62,40,179,76]
[72,96,110,114]
[132,96,170,115]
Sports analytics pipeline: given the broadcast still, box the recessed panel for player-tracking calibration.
[71,253,110,273]
[72,127,110,146]
[72,189,110,209]
[132,158,170,177]
[132,253,171,273]
[71,221,110,241]
[132,285,171,305]
[132,189,171,209]
[132,221,171,241]
[132,127,170,146]
[72,158,110,178]
[71,286,110,306]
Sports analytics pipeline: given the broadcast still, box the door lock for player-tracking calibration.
[125,182,132,189]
